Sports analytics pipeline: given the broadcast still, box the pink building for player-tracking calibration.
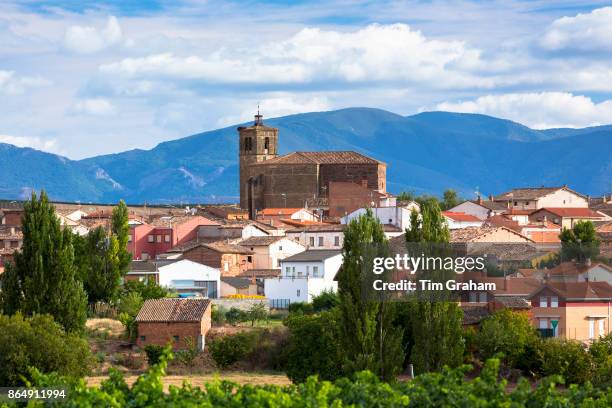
[128,215,219,260]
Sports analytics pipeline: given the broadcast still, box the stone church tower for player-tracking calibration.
[238,112,278,210]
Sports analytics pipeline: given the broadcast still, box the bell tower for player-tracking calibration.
[238,109,278,211]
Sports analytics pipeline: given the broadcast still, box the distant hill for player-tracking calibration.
[1,108,610,203]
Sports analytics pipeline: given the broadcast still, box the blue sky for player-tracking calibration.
[1,0,612,158]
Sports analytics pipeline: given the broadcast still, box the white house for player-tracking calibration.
[341,203,419,231]
[494,186,588,210]
[449,199,508,220]
[442,211,484,229]
[158,259,221,298]
[265,250,342,307]
[239,235,306,269]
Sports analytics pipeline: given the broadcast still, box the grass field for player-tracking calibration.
[86,372,292,389]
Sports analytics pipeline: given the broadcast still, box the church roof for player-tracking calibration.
[251,151,383,166]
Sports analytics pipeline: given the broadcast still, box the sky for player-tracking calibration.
[1,0,612,159]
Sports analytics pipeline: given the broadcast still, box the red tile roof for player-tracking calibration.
[535,208,604,218]
[442,211,482,222]
[259,208,304,216]
[534,282,612,300]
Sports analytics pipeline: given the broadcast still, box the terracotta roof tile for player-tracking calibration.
[251,151,383,166]
[443,211,482,222]
[135,298,210,322]
[535,208,605,218]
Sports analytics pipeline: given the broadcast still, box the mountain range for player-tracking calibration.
[1,108,610,204]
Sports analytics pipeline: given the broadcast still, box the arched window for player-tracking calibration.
[244,137,252,151]
[264,137,269,150]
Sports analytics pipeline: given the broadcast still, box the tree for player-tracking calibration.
[559,220,600,263]
[0,191,87,332]
[336,208,404,380]
[247,302,267,326]
[476,309,537,366]
[0,313,91,386]
[283,310,343,382]
[403,200,464,373]
[312,289,340,312]
[441,189,460,210]
[75,200,132,304]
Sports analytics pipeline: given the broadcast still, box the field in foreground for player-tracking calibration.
[86,372,291,390]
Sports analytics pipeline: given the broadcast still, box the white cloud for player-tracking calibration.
[99,24,490,88]
[63,16,122,54]
[0,70,50,95]
[541,7,612,52]
[72,98,116,115]
[434,92,612,129]
[216,95,330,127]
[0,134,59,152]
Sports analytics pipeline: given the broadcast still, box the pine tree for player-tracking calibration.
[75,200,132,304]
[337,208,404,380]
[403,200,464,373]
[0,191,87,332]
[559,220,600,263]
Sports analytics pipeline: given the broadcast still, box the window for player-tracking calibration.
[296,289,301,297]
[247,255,252,263]
[164,234,170,243]
[550,296,558,307]
[148,235,154,243]
[285,266,291,276]
[173,335,180,342]
[589,319,595,339]
[388,218,393,224]
[539,296,548,307]
[318,237,324,247]
[156,235,162,243]
[140,335,146,341]
[264,137,269,150]
[469,292,477,303]
[599,319,605,337]
[309,237,315,246]
[525,201,530,206]
[306,266,310,275]
[279,245,283,251]
[514,201,518,206]
[224,262,229,272]
[334,236,340,246]
[478,292,487,303]
[539,318,548,329]
[128,234,133,242]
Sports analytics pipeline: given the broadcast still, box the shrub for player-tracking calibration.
[589,333,612,389]
[225,307,248,326]
[311,290,340,312]
[476,309,537,367]
[144,344,166,366]
[211,305,227,325]
[208,331,261,368]
[116,291,144,317]
[118,312,138,341]
[175,337,200,367]
[287,302,314,314]
[119,353,145,370]
[121,279,168,301]
[27,354,612,407]
[538,339,593,384]
[0,313,92,386]
[283,309,343,383]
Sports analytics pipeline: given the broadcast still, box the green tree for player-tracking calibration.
[75,200,132,304]
[0,191,87,332]
[441,189,460,210]
[0,313,91,386]
[403,200,464,374]
[559,220,600,263]
[283,310,343,382]
[476,309,537,366]
[336,208,404,380]
[312,289,340,312]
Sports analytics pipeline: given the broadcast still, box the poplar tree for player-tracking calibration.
[75,200,132,304]
[404,200,464,373]
[337,208,404,380]
[0,191,87,332]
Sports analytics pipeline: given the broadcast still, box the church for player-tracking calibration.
[239,112,387,217]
